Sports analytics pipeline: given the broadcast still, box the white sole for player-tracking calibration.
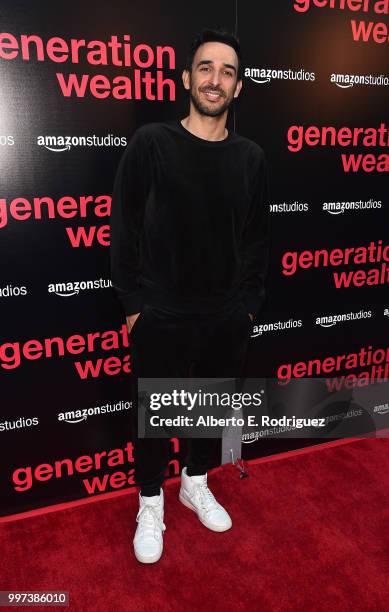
[179,491,232,532]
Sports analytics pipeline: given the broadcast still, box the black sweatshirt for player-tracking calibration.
[110,118,270,318]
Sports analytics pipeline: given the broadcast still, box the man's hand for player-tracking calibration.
[249,313,254,322]
[126,312,141,333]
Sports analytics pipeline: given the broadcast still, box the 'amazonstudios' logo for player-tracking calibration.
[37,134,127,152]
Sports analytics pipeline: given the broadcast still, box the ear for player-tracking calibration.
[182,69,191,91]
[233,79,243,99]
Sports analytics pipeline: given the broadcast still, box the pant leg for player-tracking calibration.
[130,304,193,493]
[185,301,252,474]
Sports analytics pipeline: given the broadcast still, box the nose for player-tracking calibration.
[209,70,222,87]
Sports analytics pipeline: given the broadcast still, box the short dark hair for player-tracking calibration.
[184,27,243,81]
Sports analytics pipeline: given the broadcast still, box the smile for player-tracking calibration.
[203,91,223,101]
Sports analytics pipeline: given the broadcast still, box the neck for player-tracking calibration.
[181,112,228,142]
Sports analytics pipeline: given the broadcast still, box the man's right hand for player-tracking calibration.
[126,312,141,334]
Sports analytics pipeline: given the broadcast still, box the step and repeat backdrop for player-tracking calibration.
[1,0,388,517]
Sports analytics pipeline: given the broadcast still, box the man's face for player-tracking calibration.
[182,41,242,117]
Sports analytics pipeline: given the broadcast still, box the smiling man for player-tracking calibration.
[110,27,271,564]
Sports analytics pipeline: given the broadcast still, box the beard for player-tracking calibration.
[189,81,235,117]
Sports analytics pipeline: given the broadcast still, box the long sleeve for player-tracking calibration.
[110,128,147,316]
[239,148,271,318]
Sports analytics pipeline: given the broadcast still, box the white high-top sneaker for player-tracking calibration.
[179,467,232,532]
[133,488,166,563]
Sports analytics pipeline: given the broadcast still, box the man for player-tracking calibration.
[110,27,270,564]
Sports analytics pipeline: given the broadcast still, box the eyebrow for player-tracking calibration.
[196,60,237,74]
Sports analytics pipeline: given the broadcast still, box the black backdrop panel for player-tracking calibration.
[237,0,388,459]
[1,0,388,516]
[0,0,235,516]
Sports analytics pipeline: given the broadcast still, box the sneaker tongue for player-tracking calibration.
[141,494,161,505]
[189,474,207,484]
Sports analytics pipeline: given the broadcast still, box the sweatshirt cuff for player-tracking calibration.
[119,291,143,316]
[240,290,266,319]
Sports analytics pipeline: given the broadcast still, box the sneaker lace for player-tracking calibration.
[136,504,166,538]
[193,477,218,514]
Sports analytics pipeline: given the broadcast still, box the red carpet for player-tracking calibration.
[1,438,389,612]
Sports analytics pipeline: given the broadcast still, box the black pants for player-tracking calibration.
[130,300,252,496]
